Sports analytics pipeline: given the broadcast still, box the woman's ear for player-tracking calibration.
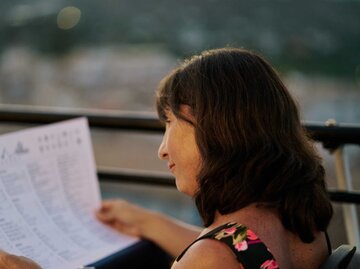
[179,105,195,123]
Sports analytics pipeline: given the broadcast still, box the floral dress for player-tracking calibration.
[176,222,279,269]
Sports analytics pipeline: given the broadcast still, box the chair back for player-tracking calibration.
[319,245,360,269]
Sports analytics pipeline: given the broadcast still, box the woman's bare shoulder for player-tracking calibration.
[171,238,241,269]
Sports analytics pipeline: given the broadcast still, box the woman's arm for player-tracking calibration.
[96,199,202,257]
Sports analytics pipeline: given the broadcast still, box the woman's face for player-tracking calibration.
[158,106,201,196]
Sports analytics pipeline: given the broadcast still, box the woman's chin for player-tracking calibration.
[176,186,191,196]
[175,181,197,197]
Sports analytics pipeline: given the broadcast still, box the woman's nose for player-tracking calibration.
[158,137,168,160]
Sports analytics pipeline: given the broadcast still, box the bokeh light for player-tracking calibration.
[57,6,81,30]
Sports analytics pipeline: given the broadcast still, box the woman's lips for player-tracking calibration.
[168,163,175,171]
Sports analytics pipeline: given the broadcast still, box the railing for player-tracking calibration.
[1,104,360,246]
[1,105,360,143]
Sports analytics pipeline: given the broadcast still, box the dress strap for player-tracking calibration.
[176,223,230,262]
[176,222,279,269]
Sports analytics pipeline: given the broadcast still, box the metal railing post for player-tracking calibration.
[333,146,360,248]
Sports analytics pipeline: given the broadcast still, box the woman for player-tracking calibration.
[1,48,333,269]
[96,48,333,269]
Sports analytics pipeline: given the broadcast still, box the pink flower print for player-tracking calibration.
[234,240,248,251]
[260,259,279,269]
[246,229,258,241]
[215,226,239,240]
[223,227,237,236]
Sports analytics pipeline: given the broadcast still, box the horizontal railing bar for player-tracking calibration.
[97,167,360,204]
[1,105,360,146]
[306,122,360,149]
[328,190,360,204]
[0,104,163,132]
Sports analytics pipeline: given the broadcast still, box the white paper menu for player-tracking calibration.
[0,117,138,269]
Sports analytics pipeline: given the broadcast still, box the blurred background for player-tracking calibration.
[0,0,359,247]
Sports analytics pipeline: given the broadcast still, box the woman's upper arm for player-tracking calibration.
[171,238,241,269]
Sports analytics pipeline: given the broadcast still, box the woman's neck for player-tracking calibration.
[210,203,278,229]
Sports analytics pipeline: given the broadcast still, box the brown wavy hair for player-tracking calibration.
[156,48,333,243]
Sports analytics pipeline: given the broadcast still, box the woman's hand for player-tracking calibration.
[96,199,153,237]
[0,250,42,269]
[96,199,202,258]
